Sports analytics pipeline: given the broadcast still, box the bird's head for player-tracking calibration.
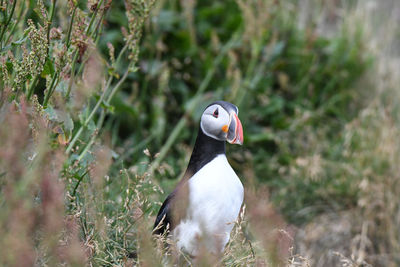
[200,101,243,145]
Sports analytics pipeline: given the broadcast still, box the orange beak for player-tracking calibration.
[227,113,243,145]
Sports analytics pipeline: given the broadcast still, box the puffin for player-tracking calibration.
[153,101,244,256]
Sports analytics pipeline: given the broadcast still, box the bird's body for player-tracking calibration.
[173,154,243,255]
[153,101,244,256]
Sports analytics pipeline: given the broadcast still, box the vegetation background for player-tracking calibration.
[0,0,399,266]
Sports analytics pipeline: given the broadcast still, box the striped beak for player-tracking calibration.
[227,112,243,145]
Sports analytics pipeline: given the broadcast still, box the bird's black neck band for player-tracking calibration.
[186,127,226,175]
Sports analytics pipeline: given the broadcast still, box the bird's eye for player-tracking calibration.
[213,108,219,118]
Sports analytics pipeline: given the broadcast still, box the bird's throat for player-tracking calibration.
[186,127,226,175]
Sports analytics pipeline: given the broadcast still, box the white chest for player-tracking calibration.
[173,154,244,255]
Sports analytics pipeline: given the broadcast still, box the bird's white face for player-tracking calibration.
[200,104,243,145]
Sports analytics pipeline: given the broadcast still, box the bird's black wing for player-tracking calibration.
[153,192,175,235]
[153,170,192,235]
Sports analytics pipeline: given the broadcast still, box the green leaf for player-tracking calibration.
[12,35,28,45]
[44,106,58,121]
[87,120,96,132]
[247,132,276,143]
[157,10,179,32]
[41,58,55,77]
[5,61,13,72]
[101,100,115,113]
[64,114,74,132]
[55,80,68,94]
[0,36,28,54]
[0,10,5,24]
[111,150,119,159]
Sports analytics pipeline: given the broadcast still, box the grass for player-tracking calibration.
[0,0,400,266]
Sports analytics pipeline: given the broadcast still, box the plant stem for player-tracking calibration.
[4,0,25,46]
[0,0,17,48]
[65,0,104,99]
[76,5,107,77]
[92,7,106,42]
[72,170,89,197]
[46,0,57,53]
[66,39,131,155]
[68,66,131,157]
[65,50,79,99]
[66,6,77,48]
[106,66,130,102]
[236,44,263,107]
[77,110,105,162]
[43,72,59,107]
[26,75,39,100]
[66,127,83,154]
[116,134,155,165]
[65,71,112,153]
[27,0,57,101]
[85,0,104,36]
